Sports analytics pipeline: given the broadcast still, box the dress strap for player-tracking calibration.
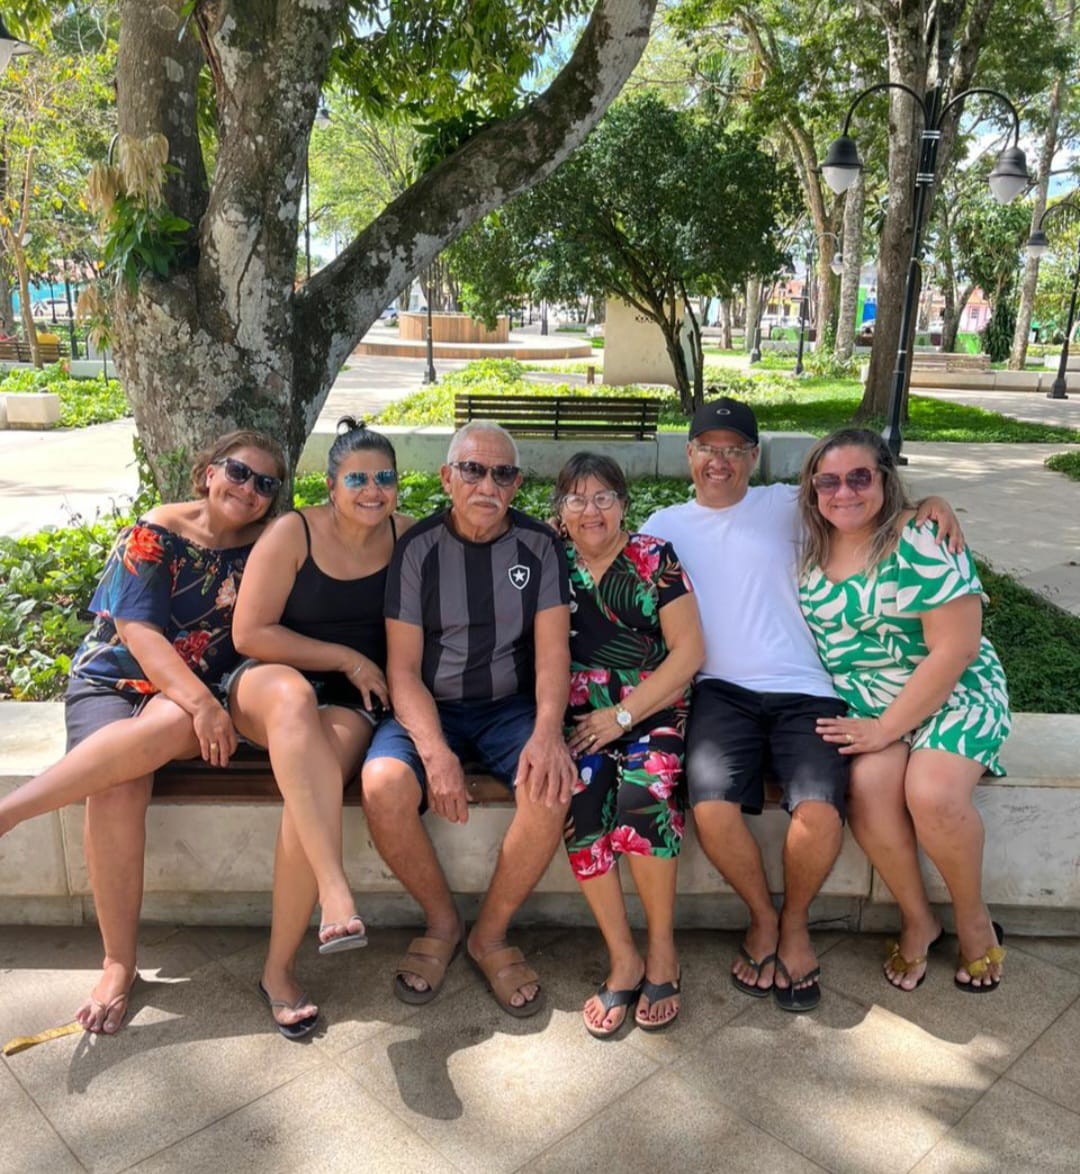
[292,509,313,556]
[390,514,398,543]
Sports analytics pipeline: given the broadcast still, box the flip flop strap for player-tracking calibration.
[640,976,680,1003]
[965,945,1006,978]
[775,957,820,986]
[886,941,927,973]
[595,983,642,1012]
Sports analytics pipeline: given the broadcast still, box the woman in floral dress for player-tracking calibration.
[0,430,285,1033]
[798,429,1010,994]
[554,453,704,1036]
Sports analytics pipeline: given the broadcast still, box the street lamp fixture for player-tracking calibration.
[794,230,842,376]
[1028,198,1080,400]
[821,83,1028,460]
[0,17,34,74]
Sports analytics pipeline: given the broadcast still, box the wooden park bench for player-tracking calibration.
[910,352,991,373]
[454,393,662,441]
[0,338,65,365]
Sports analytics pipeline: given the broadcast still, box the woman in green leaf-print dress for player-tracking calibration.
[798,430,1010,995]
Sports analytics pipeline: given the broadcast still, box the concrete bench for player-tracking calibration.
[2,702,1077,933]
[0,391,62,429]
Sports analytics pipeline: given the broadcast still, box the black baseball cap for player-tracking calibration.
[688,397,759,445]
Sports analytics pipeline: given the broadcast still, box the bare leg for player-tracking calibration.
[576,867,644,1032]
[262,706,371,1025]
[693,800,778,991]
[231,667,360,942]
[76,777,152,1034]
[904,750,1001,988]
[0,696,199,835]
[361,757,462,993]
[625,854,680,1025]
[848,744,941,990]
[774,800,842,993]
[468,787,567,1007]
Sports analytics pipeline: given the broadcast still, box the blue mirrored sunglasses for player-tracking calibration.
[342,469,398,489]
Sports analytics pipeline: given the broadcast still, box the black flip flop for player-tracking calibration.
[773,956,820,1013]
[258,982,318,1041]
[584,980,644,1039]
[731,945,776,998]
[634,970,681,1032]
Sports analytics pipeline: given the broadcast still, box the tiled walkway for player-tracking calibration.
[3,925,1079,1172]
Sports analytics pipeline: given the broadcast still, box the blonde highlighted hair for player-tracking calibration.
[798,428,912,576]
[190,429,287,511]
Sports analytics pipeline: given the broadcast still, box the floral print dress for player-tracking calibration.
[70,520,254,697]
[563,533,693,882]
[799,518,1011,774]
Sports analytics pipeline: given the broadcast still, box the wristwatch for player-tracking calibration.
[614,704,633,731]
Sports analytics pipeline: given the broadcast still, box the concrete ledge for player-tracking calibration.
[301,424,815,482]
[1,703,1076,928]
[1,392,61,429]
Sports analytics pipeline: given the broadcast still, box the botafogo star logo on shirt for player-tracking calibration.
[508,564,531,590]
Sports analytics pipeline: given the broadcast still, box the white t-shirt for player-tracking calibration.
[644,485,836,697]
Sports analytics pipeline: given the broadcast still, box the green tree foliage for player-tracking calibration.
[451,93,799,411]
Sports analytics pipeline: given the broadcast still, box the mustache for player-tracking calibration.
[468,495,502,507]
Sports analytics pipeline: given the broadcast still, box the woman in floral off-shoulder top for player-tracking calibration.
[0,429,285,1035]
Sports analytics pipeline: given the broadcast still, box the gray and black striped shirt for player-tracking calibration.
[385,508,569,702]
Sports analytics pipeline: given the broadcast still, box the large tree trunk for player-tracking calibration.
[835,172,865,359]
[111,0,657,497]
[1010,75,1061,368]
[744,275,762,353]
[859,0,995,418]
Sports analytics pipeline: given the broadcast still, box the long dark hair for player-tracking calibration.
[798,428,913,575]
[327,416,397,480]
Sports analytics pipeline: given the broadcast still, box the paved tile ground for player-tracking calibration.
[1,925,1078,1173]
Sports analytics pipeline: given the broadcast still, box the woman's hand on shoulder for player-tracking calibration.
[913,497,965,554]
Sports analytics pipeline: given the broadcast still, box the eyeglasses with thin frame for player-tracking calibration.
[342,469,398,490]
[692,441,755,461]
[811,467,877,495]
[560,489,622,514]
[449,460,521,488]
[213,457,281,499]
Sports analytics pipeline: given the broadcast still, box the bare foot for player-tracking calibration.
[884,915,943,991]
[635,940,680,1028]
[774,913,818,995]
[467,931,539,1009]
[732,913,779,993]
[318,911,366,948]
[260,971,317,1027]
[955,912,1005,990]
[583,952,644,1034]
[75,958,137,1035]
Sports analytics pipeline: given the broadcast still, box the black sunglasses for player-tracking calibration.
[449,460,521,488]
[214,456,282,499]
[811,467,877,494]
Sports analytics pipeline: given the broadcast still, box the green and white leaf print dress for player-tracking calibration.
[799,519,1011,774]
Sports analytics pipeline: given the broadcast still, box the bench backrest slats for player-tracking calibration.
[454,394,661,440]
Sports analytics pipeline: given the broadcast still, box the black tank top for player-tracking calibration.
[280,511,395,669]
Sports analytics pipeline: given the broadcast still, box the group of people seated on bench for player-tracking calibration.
[0,395,1010,1041]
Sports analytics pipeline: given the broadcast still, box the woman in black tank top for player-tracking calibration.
[227,419,414,1038]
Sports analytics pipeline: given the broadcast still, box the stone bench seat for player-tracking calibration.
[2,704,1077,933]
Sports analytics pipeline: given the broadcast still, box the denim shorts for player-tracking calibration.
[685,678,849,818]
[367,694,537,810]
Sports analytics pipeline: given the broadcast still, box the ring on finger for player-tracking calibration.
[846,733,854,744]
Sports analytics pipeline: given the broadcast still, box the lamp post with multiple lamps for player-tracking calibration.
[794,231,844,376]
[1027,198,1080,400]
[820,83,1028,461]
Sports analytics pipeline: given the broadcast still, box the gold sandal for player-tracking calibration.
[955,922,1005,994]
[883,928,944,991]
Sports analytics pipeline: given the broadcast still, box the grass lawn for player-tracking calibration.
[1046,451,1080,481]
[378,359,1079,444]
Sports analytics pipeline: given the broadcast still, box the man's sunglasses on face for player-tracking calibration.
[449,460,521,488]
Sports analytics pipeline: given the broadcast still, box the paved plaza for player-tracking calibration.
[3,923,1080,1173]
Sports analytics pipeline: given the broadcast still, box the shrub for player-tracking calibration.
[1045,451,1080,482]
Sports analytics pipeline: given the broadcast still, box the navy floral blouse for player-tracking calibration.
[70,520,254,696]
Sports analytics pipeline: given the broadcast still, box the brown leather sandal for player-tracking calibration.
[468,946,546,1018]
[393,935,461,1005]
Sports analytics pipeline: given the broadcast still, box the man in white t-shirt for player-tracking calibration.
[646,397,958,1012]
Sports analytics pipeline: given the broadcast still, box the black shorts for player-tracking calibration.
[64,677,151,752]
[685,678,849,818]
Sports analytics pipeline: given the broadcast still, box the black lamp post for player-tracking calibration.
[421,274,437,385]
[821,83,1028,461]
[1027,199,1080,400]
[794,231,844,376]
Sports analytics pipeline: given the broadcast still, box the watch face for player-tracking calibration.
[616,707,632,729]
